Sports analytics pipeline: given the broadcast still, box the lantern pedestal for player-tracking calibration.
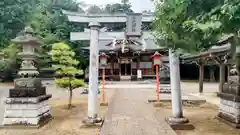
[2,94,52,127]
[2,76,52,127]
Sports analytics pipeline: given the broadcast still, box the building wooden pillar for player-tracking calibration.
[111,59,114,76]
[119,59,121,76]
[199,61,204,93]
[227,64,231,83]
[219,64,226,92]
[137,58,140,70]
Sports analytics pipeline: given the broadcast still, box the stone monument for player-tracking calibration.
[2,27,52,127]
[218,46,240,128]
[159,63,171,93]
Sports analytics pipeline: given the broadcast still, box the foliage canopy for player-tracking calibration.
[153,0,240,53]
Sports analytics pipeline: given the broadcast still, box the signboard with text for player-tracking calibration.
[126,13,142,36]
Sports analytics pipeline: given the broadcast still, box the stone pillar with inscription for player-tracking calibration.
[2,27,52,127]
[83,22,102,125]
[217,46,240,128]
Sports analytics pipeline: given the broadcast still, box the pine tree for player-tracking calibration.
[50,42,85,108]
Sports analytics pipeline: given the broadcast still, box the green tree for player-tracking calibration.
[0,59,8,73]
[104,0,133,13]
[1,44,20,67]
[86,5,103,13]
[185,0,240,54]
[50,42,85,108]
[153,0,227,53]
[0,44,20,81]
[0,0,38,48]
[28,0,87,69]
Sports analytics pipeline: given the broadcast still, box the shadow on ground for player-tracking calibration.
[155,102,240,135]
[0,100,108,135]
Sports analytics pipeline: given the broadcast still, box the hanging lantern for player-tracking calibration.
[152,51,162,66]
[99,53,107,66]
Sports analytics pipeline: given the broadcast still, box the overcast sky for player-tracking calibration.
[79,0,154,13]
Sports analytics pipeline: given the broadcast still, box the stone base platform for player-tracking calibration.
[2,95,52,128]
[217,92,240,128]
[148,93,206,104]
[82,117,102,126]
[100,103,108,106]
[216,115,240,128]
[166,117,194,130]
[2,114,53,129]
[160,84,171,93]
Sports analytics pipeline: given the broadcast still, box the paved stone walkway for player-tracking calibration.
[100,89,176,135]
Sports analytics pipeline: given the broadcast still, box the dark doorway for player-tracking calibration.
[126,64,131,75]
[121,64,131,75]
[121,64,125,75]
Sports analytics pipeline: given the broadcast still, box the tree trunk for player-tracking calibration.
[68,89,73,108]
[68,76,73,109]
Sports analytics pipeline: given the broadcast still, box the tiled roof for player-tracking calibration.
[82,39,166,51]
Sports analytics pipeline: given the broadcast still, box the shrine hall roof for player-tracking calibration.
[180,43,232,63]
[82,39,166,52]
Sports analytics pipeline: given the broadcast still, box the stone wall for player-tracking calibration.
[219,98,240,124]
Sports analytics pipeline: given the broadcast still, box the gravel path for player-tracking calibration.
[100,88,177,135]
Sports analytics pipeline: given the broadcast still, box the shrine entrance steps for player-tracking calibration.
[99,88,177,135]
[120,76,131,81]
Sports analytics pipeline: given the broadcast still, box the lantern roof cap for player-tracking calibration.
[23,26,34,34]
[152,51,162,58]
[12,26,40,45]
[99,52,109,57]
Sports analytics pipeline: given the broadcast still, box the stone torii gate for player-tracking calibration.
[63,11,188,126]
[63,11,155,124]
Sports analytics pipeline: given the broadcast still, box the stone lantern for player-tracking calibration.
[2,27,52,127]
[99,53,108,105]
[99,53,107,66]
[152,51,162,102]
[152,51,162,66]
[218,46,240,128]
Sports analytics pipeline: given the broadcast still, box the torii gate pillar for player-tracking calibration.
[83,22,102,125]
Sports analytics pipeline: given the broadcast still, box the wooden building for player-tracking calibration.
[98,39,169,81]
[181,35,234,93]
[83,38,170,81]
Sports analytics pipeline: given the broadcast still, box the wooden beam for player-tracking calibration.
[70,32,125,41]
[70,31,154,41]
